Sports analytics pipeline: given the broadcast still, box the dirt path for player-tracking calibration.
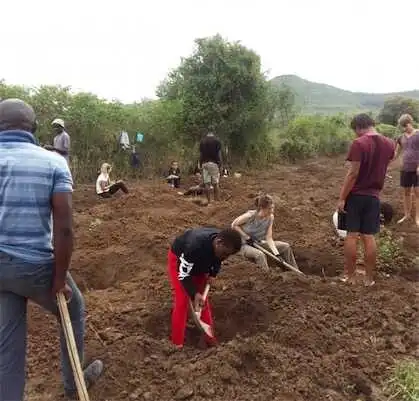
[25,156,418,401]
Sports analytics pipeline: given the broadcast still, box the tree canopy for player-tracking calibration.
[378,96,419,126]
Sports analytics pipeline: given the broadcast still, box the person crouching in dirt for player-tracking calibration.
[166,160,181,188]
[96,163,129,198]
[167,227,242,348]
[231,194,299,272]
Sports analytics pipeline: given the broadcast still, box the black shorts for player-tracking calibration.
[344,194,380,235]
[400,171,418,188]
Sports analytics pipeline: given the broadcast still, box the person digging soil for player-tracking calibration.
[167,227,242,348]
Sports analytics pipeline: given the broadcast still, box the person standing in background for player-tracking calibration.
[199,132,222,203]
[45,118,71,165]
[393,114,419,226]
[337,114,395,287]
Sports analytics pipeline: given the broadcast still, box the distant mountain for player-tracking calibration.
[271,74,419,115]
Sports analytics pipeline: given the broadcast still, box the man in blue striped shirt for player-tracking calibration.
[0,99,103,401]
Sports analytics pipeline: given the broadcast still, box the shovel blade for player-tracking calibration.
[189,301,215,339]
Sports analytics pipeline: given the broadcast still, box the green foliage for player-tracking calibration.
[2,39,374,182]
[157,34,279,161]
[0,81,185,182]
[385,360,419,401]
[378,96,419,126]
[275,115,353,161]
[269,83,299,128]
[271,75,419,115]
[376,123,399,139]
[377,228,404,274]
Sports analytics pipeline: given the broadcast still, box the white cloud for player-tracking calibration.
[2,0,418,102]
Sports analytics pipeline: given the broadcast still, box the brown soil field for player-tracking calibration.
[25,156,418,401]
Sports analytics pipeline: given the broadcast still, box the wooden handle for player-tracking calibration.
[252,243,304,275]
[57,293,90,401]
[196,284,210,315]
[202,284,210,301]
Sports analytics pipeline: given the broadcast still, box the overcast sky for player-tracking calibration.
[2,0,418,103]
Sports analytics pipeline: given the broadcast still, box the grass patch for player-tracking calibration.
[377,228,404,274]
[385,360,419,401]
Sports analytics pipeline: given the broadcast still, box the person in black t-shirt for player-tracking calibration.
[167,227,242,348]
[199,133,222,203]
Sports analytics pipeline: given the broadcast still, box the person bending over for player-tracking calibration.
[231,194,299,271]
[96,163,129,198]
[167,227,242,348]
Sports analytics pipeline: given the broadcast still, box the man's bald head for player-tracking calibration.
[0,99,37,133]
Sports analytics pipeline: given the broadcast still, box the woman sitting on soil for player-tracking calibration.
[96,163,129,198]
[231,194,300,272]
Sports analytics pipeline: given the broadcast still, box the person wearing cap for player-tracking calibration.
[46,118,70,164]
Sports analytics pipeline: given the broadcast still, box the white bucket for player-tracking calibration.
[332,211,347,239]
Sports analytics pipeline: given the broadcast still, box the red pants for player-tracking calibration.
[167,249,215,346]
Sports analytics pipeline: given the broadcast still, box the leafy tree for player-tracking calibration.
[157,34,279,157]
[378,96,419,126]
[269,83,298,127]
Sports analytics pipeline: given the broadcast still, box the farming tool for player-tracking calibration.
[252,242,305,275]
[57,292,91,401]
[189,284,215,340]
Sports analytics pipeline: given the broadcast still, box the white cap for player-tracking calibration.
[52,118,65,128]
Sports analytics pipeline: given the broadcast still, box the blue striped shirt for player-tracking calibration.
[0,130,73,264]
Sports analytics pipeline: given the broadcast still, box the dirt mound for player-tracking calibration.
[25,156,418,401]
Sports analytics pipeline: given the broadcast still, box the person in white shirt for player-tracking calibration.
[119,131,130,150]
[96,163,129,198]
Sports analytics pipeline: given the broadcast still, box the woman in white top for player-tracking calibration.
[96,163,129,198]
[231,194,299,271]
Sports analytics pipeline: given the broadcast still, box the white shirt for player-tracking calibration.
[119,131,130,149]
[96,172,109,194]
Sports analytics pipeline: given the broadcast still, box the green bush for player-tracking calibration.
[1,34,366,182]
[377,228,404,274]
[277,115,353,161]
[376,123,399,139]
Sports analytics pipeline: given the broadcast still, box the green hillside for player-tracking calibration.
[271,75,419,115]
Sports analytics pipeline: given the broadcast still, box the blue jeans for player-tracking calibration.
[0,252,85,401]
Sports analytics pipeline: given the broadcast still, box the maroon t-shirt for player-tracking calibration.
[346,133,395,198]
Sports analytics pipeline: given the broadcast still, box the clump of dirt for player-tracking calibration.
[24,156,418,401]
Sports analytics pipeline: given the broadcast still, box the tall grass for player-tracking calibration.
[385,360,419,401]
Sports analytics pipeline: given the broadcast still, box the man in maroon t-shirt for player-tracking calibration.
[337,114,395,286]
